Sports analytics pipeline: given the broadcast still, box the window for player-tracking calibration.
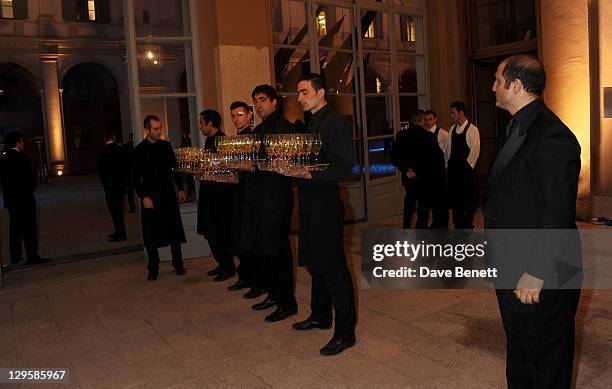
[72,122,93,150]
[365,21,375,38]
[406,16,415,42]
[87,0,95,21]
[1,0,14,19]
[317,11,326,36]
[67,78,90,103]
[143,10,150,24]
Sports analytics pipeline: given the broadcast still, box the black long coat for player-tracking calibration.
[197,130,233,245]
[239,112,295,257]
[297,106,354,273]
[132,138,186,248]
[229,126,254,253]
[484,99,582,288]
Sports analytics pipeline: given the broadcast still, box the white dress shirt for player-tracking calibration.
[428,124,451,167]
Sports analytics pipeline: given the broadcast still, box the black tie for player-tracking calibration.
[503,118,517,146]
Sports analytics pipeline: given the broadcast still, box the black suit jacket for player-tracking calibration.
[0,148,37,209]
[484,99,582,288]
[98,142,126,193]
[391,125,438,186]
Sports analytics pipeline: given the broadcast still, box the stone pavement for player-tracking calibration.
[1,216,611,388]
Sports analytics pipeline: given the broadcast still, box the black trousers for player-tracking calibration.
[105,190,126,237]
[208,238,236,275]
[146,242,183,274]
[403,179,429,229]
[260,236,296,310]
[449,166,477,229]
[126,179,136,211]
[496,289,581,389]
[429,179,449,228]
[8,201,39,261]
[309,264,356,339]
[236,254,256,285]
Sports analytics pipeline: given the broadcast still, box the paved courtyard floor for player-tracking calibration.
[1,215,611,388]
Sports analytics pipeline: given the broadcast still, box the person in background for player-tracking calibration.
[98,132,127,242]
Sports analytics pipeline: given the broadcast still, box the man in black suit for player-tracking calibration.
[239,84,298,322]
[0,132,47,265]
[391,110,437,228]
[132,115,187,281]
[486,54,582,388]
[98,132,127,242]
[289,73,357,356]
[197,109,236,282]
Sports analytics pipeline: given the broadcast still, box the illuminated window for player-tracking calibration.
[317,11,327,36]
[376,77,382,94]
[406,17,416,42]
[1,0,14,19]
[87,0,96,21]
[365,21,375,38]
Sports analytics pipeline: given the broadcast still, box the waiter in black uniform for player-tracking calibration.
[0,132,47,265]
[226,101,265,297]
[447,101,480,229]
[98,132,127,242]
[239,84,298,322]
[132,115,187,281]
[197,109,236,282]
[288,73,357,356]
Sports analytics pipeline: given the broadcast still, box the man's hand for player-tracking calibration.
[514,272,544,304]
[406,169,417,179]
[143,197,154,209]
[177,191,186,203]
[283,168,312,179]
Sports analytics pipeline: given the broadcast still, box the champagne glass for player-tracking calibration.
[311,135,322,165]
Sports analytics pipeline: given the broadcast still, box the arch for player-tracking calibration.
[0,63,45,170]
[60,57,127,94]
[61,62,123,174]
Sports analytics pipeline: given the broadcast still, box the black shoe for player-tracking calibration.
[147,272,158,281]
[292,317,332,331]
[27,257,49,265]
[265,306,298,322]
[207,266,222,276]
[108,235,127,242]
[244,288,266,299]
[174,264,186,276]
[213,272,234,282]
[228,280,249,291]
[252,296,277,311]
[319,336,356,356]
[11,257,25,265]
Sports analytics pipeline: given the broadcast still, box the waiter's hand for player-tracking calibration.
[284,169,312,179]
[143,197,154,209]
[406,169,417,179]
[177,191,186,203]
[514,272,544,304]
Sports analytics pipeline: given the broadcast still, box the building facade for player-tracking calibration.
[1,0,610,221]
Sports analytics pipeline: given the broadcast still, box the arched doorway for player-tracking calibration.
[61,63,122,174]
[0,63,45,178]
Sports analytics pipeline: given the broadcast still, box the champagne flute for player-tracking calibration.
[311,135,322,165]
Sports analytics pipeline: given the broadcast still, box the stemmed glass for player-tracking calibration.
[311,135,322,165]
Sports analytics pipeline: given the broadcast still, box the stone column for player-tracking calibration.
[539,0,592,217]
[40,55,66,175]
[196,0,273,135]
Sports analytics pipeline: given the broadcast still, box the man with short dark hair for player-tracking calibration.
[197,109,236,282]
[239,84,298,322]
[487,54,582,388]
[424,109,450,228]
[289,73,357,356]
[0,132,47,265]
[133,115,187,281]
[391,110,437,228]
[448,101,480,229]
[230,101,254,135]
[98,132,127,242]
